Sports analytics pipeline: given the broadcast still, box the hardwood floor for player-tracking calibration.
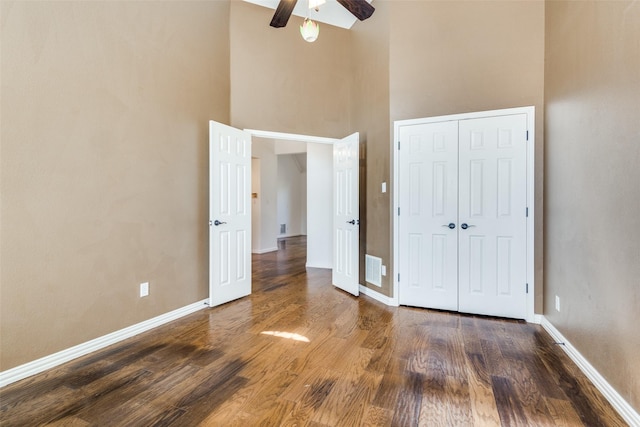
[0,236,628,426]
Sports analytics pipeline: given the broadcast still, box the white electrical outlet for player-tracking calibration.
[381,265,387,276]
[140,282,149,297]
[555,295,560,312]
[381,182,387,193]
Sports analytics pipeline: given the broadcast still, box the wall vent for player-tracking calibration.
[280,224,286,234]
[365,255,382,287]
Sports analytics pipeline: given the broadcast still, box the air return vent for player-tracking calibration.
[365,255,382,287]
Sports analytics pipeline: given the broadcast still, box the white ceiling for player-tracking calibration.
[243,0,373,29]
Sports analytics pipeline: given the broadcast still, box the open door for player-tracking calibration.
[333,133,360,296]
[209,121,252,307]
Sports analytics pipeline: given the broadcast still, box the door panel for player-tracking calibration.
[333,133,359,296]
[398,121,459,310]
[458,114,527,318]
[209,121,252,307]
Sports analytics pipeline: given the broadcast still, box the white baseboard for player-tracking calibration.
[277,233,302,239]
[540,316,640,427]
[305,263,332,269]
[531,314,543,324]
[0,299,209,388]
[252,247,278,254]
[359,285,399,306]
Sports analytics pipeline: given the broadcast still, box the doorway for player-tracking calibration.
[250,137,333,269]
[209,123,361,307]
[246,129,360,296]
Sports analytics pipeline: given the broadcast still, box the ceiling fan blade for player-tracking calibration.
[337,0,375,21]
[270,0,298,28]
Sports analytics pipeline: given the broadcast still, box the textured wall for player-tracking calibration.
[277,154,304,237]
[388,0,545,308]
[350,2,391,295]
[0,1,230,370]
[544,0,640,412]
[229,1,352,138]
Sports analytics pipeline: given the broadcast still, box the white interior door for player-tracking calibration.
[333,133,360,296]
[209,121,252,307]
[458,114,527,318]
[396,112,529,320]
[398,121,459,310]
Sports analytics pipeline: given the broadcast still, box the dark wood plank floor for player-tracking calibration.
[0,236,628,426]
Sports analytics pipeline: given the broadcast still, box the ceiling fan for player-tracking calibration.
[269,0,375,28]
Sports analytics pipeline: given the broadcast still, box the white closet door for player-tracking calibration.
[398,121,459,310]
[458,114,528,318]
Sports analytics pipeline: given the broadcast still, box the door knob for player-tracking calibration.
[346,219,356,225]
[461,223,475,230]
[213,220,227,226]
[442,223,456,229]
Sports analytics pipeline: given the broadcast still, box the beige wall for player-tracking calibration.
[229,1,352,138]
[351,2,391,294]
[381,1,546,305]
[0,1,230,370]
[544,0,640,412]
[389,1,545,122]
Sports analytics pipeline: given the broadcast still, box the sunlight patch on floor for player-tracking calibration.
[260,331,310,342]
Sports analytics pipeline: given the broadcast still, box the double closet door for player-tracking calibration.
[398,113,528,319]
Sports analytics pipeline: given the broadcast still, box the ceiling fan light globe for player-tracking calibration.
[300,18,319,42]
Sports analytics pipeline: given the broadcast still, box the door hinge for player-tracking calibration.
[398,273,400,282]
[526,207,529,217]
[526,283,529,294]
[398,141,401,150]
[398,207,400,216]
[526,130,529,141]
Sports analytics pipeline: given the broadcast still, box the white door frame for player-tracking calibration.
[392,106,536,322]
[244,129,340,145]
[245,129,339,256]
